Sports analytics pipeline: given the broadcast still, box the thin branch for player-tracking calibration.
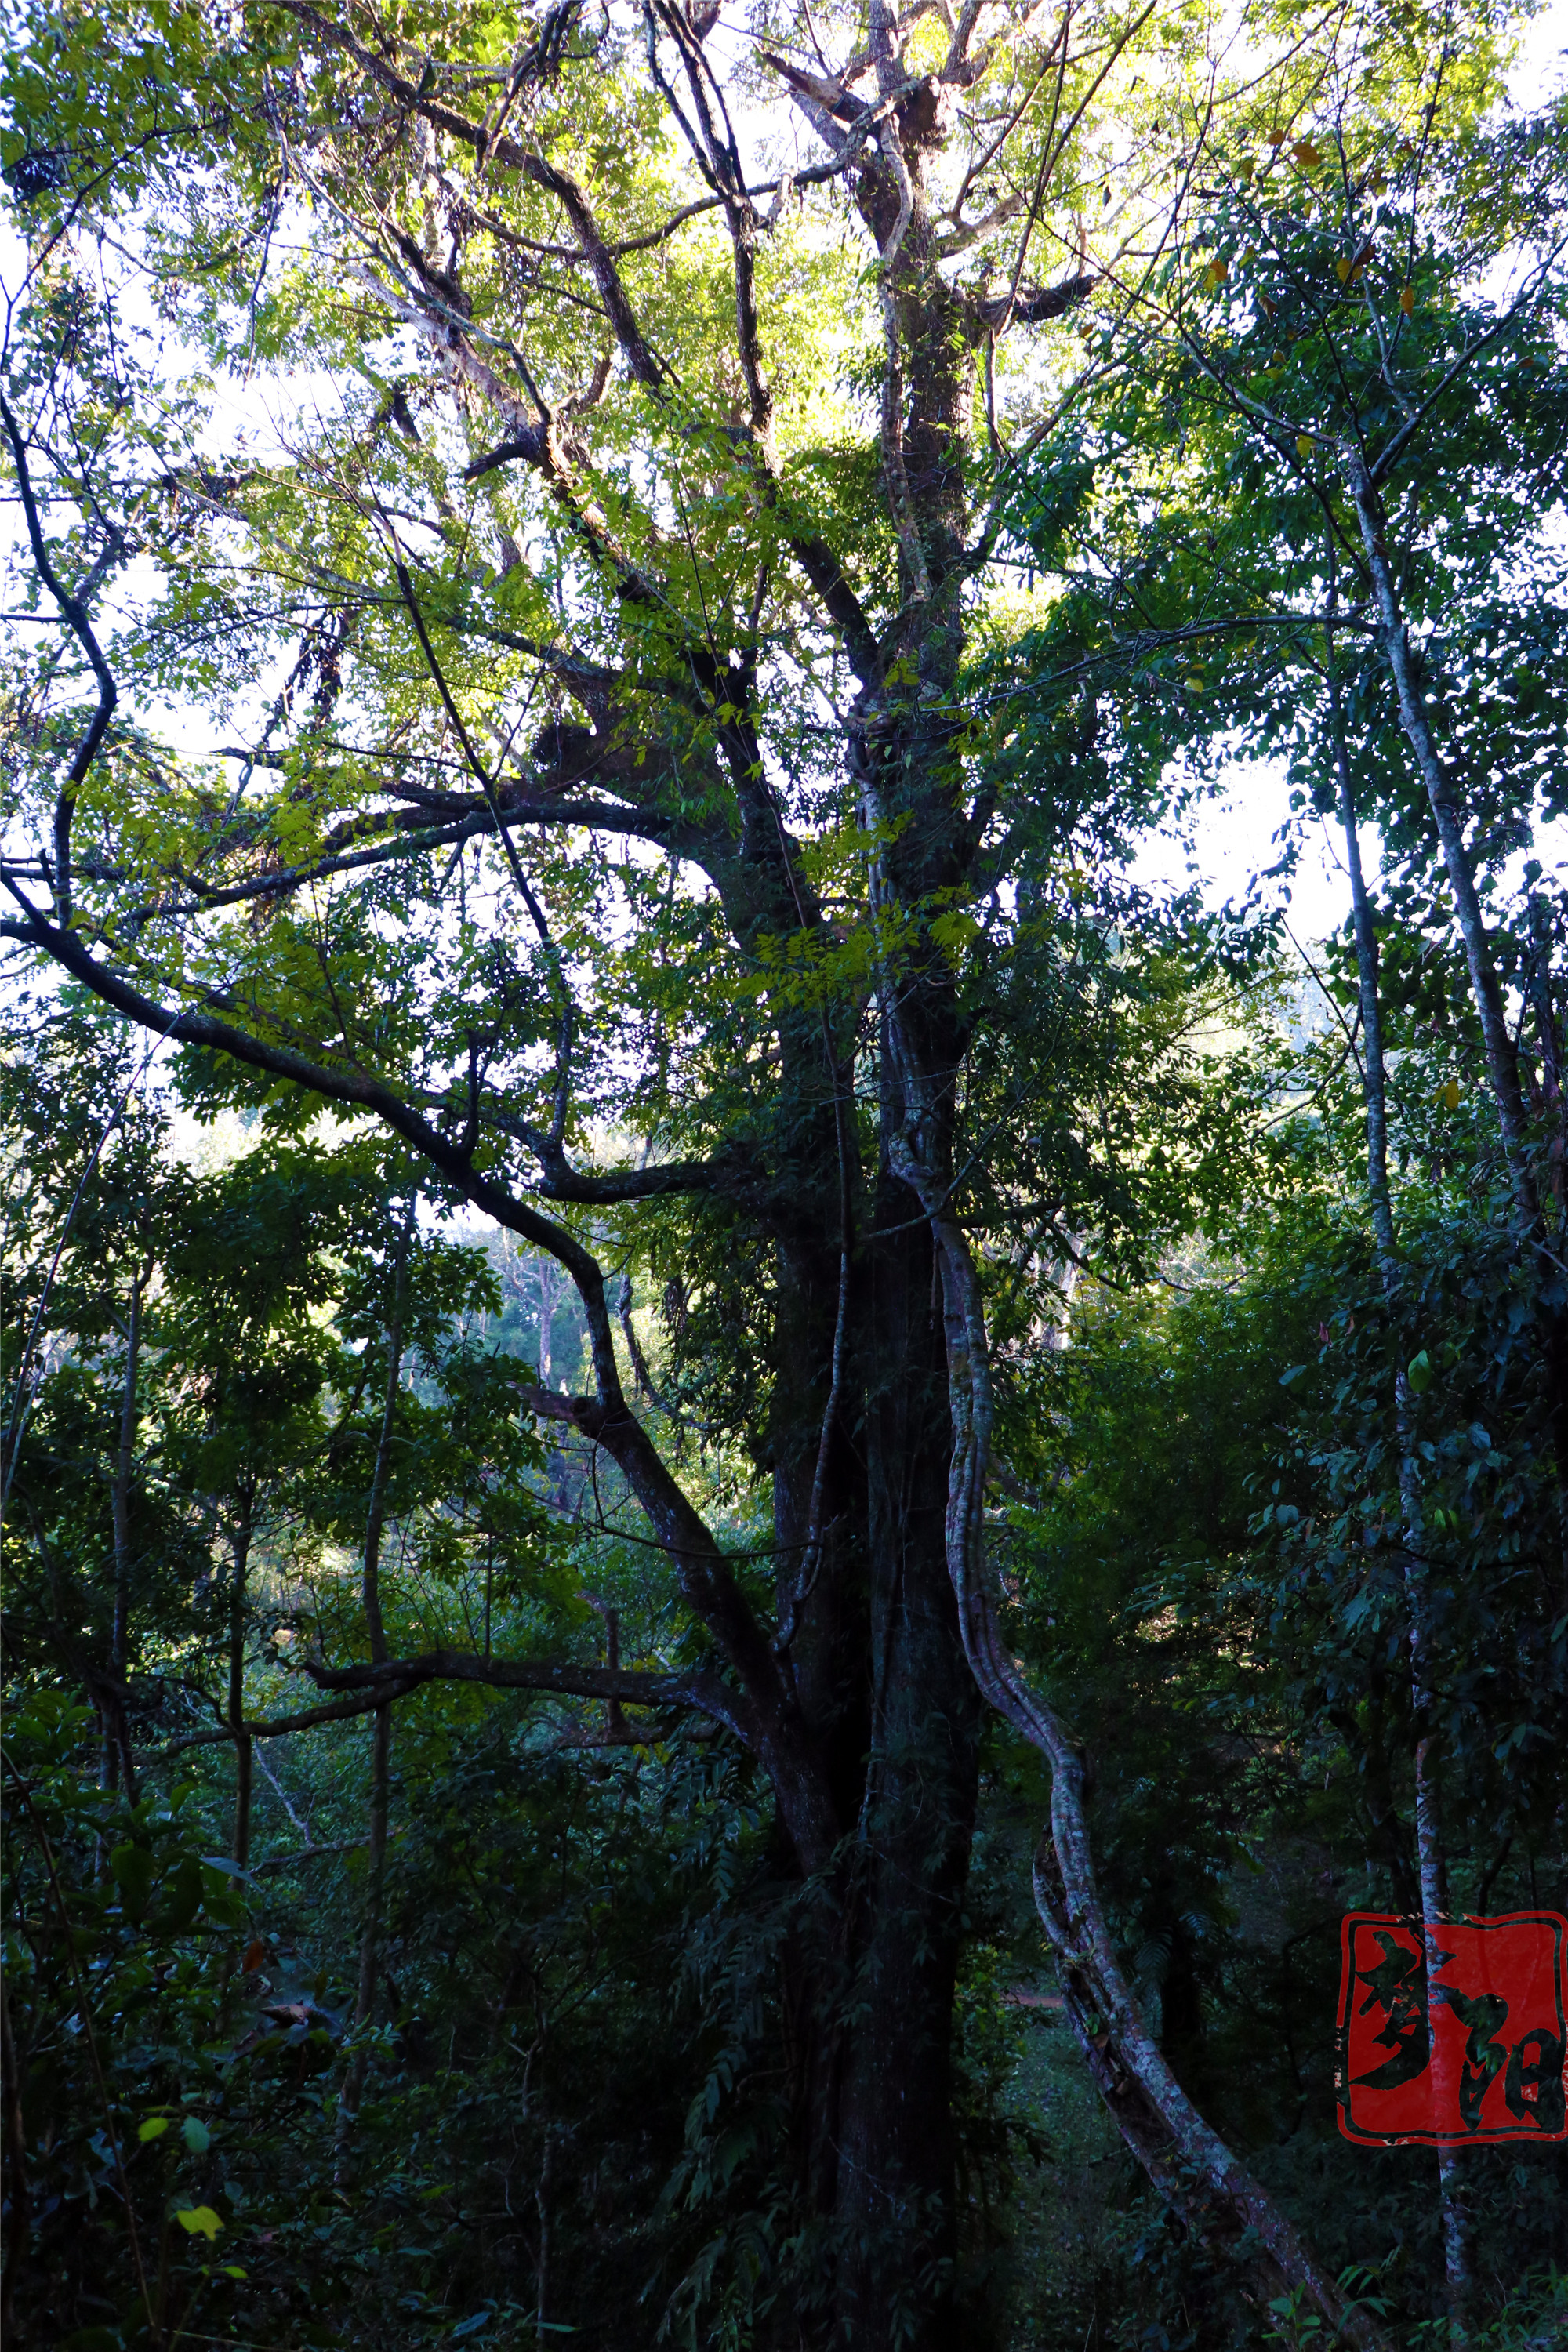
[0,393,119,930]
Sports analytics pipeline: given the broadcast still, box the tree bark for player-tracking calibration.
[832,1198,981,2348]
[1,1976,28,2340]
[1326,644,1472,2330]
[1345,457,1536,1225]
[875,952,1393,2349]
[103,1273,142,1801]
[228,1503,254,1869]
[336,1204,412,2176]
[535,2122,553,2350]
[1348,443,1568,1813]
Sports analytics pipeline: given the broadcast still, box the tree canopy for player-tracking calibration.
[2,0,1566,2344]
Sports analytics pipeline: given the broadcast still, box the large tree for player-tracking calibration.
[5,0,1537,2337]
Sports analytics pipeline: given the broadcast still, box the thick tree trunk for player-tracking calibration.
[760,1063,979,2347]
[833,1203,981,2350]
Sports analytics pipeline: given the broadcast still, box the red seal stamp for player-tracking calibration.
[1337,1912,1568,2145]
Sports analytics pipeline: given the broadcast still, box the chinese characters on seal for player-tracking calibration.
[1337,1912,1567,2146]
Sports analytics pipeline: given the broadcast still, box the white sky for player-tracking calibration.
[1138,0,1568,953]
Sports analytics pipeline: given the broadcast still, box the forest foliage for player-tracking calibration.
[1,0,1566,2343]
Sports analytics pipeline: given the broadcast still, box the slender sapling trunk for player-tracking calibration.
[104,1274,141,1800]
[228,1505,254,1869]
[336,1205,412,2172]
[1327,642,1472,2327]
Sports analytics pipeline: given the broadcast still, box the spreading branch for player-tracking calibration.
[0,394,120,931]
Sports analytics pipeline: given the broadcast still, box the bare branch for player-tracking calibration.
[0,393,119,931]
[160,1649,747,1749]
[974,269,1096,328]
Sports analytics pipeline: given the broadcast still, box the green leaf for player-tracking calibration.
[175,2206,223,2240]
[110,1841,154,1919]
[1406,1350,1432,1395]
[152,1854,203,1934]
[181,2116,211,2155]
[138,2115,171,2142]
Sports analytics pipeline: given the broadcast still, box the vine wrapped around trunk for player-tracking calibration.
[880,1036,1393,2352]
